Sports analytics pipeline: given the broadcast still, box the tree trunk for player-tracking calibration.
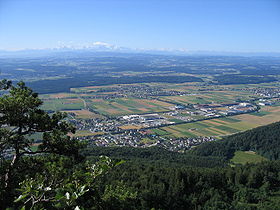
[5,153,18,188]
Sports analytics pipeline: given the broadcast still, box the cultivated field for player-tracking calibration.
[64,109,103,119]
[41,98,84,111]
[40,93,78,99]
[70,130,104,137]
[89,98,172,116]
[161,90,255,105]
[234,106,280,126]
[151,105,280,138]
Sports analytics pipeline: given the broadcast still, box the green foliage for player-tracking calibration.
[0,79,12,90]
[94,160,280,209]
[231,151,267,165]
[0,81,81,159]
[0,80,82,207]
[14,155,123,209]
[103,183,137,201]
[81,146,280,209]
[191,121,280,161]
[214,75,277,85]
[82,146,227,168]
[101,181,138,209]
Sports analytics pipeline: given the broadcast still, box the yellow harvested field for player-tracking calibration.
[91,99,104,102]
[66,98,81,102]
[212,119,230,124]
[134,99,171,107]
[138,108,149,111]
[204,128,224,135]
[234,110,280,126]
[64,109,103,119]
[49,93,73,98]
[204,120,223,126]
[119,125,143,130]
[163,127,184,137]
[83,86,103,89]
[207,127,229,135]
[70,130,104,137]
[266,106,280,113]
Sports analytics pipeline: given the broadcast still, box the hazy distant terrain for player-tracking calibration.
[0,52,279,93]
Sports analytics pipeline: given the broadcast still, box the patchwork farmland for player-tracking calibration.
[150,105,280,138]
[160,90,256,105]
[41,98,84,111]
[88,98,172,116]
[39,82,280,140]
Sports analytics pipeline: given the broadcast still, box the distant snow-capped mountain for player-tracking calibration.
[0,42,280,57]
[55,41,131,52]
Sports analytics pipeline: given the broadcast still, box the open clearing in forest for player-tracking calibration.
[230,151,267,165]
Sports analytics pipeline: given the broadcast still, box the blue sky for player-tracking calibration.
[0,0,279,52]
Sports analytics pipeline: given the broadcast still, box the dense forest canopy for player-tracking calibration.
[27,75,203,94]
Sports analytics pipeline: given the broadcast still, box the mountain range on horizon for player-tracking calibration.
[1,42,280,58]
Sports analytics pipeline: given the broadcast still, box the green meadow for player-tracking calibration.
[231,151,267,165]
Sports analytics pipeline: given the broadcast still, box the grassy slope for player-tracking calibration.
[231,151,267,165]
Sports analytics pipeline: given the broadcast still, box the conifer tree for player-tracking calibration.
[0,80,81,204]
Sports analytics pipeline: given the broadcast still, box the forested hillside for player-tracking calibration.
[83,121,280,209]
[94,160,280,209]
[82,146,227,168]
[191,121,280,160]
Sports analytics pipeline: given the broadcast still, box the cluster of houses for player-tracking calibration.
[250,87,280,98]
[86,130,216,152]
[160,136,216,152]
[258,99,273,106]
[89,84,188,99]
[71,100,258,147]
